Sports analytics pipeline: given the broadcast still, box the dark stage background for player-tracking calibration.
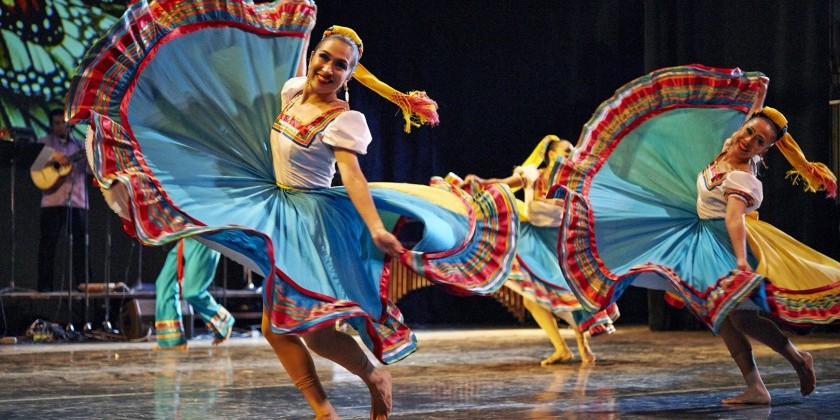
[1,1,837,330]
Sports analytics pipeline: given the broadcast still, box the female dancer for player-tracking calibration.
[67,2,518,418]
[462,135,619,365]
[703,106,820,404]
[551,65,838,404]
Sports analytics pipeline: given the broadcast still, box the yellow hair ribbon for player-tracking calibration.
[322,25,439,133]
[758,106,787,131]
[506,135,561,193]
[776,134,837,198]
[757,107,837,198]
[521,134,561,169]
[322,25,364,56]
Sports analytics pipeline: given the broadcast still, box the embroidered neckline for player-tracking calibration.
[281,93,348,123]
[272,93,348,148]
[703,153,756,191]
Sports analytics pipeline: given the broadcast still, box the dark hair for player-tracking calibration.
[48,109,64,121]
[537,140,560,169]
[542,140,559,163]
[538,138,573,168]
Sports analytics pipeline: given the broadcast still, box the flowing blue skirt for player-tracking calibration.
[552,65,839,332]
[67,0,519,363]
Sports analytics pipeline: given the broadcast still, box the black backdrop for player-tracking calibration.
[313,0,837,257]
[0,1,836,326]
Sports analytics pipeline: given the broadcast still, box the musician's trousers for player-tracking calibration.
[38,206,88,292]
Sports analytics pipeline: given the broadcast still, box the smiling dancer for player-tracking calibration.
[67,1,518,418]
[552,65,838,404]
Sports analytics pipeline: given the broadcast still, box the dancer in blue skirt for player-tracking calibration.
[68,2,518,417]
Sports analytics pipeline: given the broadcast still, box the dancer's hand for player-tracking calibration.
[462,174,484,186]
[736,257,752,272]
[372,227,404,257]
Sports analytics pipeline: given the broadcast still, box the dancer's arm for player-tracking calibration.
[463,171,524,188]
[746,76,769,119]
[724,196,751,271]
[335,148,405,257]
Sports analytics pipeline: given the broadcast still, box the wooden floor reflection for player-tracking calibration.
[1,325,838,419]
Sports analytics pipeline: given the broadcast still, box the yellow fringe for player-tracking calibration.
[777,134,837,197]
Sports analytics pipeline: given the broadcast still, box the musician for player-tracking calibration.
[37,109,90,292]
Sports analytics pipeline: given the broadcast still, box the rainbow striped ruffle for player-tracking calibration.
[437,175,617,336]
[67,0,315,124]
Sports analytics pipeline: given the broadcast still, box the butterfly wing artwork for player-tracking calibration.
[0,0,124,139]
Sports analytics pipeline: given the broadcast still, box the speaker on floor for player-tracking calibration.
[120,298,194,339]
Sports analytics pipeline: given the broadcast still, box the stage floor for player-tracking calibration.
[1,325,838,419]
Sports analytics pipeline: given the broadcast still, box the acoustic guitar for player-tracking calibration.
[30,147,86,191]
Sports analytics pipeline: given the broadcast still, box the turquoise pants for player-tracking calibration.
[154,238,233,347]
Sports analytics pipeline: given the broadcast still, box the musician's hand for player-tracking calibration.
[51,152,69,166]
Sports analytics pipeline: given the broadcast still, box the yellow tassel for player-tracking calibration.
[777,134,837,198]
[354,63,439,133]
[321,26,439,133]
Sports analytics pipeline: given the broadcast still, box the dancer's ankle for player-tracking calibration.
[311,400,339,420]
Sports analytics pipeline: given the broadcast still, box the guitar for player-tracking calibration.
[30,147,86,191]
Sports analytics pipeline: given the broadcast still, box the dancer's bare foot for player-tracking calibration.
[364,367,392,419]
[312,402,340,420]
[721,387,771,405]
[794,351,816,396]
[575,332,596,364]
[540,349,573,366]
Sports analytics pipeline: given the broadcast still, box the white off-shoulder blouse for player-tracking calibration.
[270,77,372,189]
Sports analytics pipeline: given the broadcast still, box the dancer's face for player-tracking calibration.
[307,38,355,96]
[556,140,573,159]
[546,140,573,165]
[728,117,776,159]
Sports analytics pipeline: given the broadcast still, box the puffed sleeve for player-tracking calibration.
[280,77,307,108]
[322,111,372,154]
[722,171,763,210]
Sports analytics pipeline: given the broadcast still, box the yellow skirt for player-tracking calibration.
[746,217,840,325]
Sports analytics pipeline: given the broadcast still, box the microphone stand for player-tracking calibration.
[63,132,87,333]
[244,266,255,290]
[0,133,33,294]
[0,137,18,294]
[81,142,92,334]
[65,150,77,333]
[102,213,114,333]
[132,245,144,292]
